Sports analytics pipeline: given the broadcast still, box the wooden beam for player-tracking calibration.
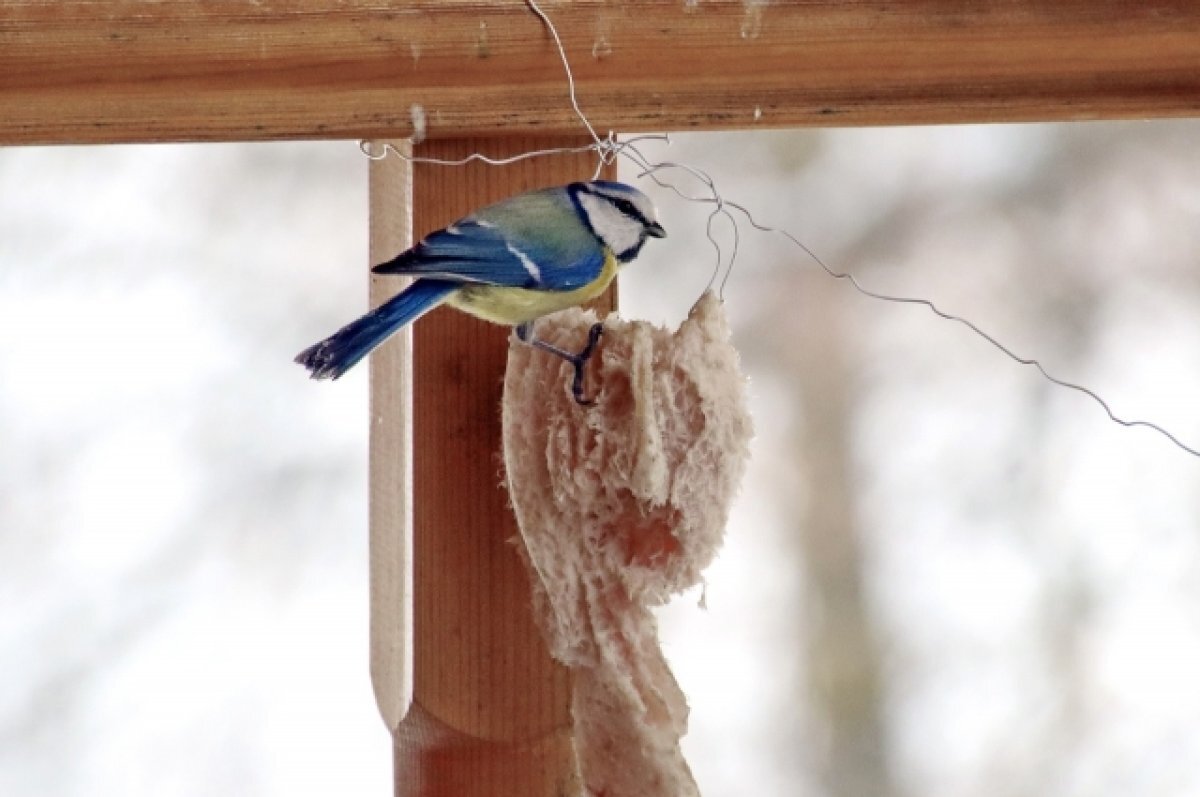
[371,136,614,796]
[3,1,1199,145]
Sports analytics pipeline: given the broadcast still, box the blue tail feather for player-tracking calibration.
[295,279,457,379]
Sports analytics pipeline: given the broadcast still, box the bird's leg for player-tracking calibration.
[515,321,606,405]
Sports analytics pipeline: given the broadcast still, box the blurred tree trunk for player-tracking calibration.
[789,269,891,797]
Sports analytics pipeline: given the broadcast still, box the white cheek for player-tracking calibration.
[580,193,640,255]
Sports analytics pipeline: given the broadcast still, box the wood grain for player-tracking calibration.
[387,136,615,797]
[3,1,1199,145]
[369,139,415,736]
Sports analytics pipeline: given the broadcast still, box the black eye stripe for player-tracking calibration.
[612,197,645,224]
[576,182,653,229]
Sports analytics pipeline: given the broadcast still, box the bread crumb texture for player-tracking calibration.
[502,291,753,797]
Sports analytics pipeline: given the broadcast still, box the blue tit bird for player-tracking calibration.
[295,180,666,403]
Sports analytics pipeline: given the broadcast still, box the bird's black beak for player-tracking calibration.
[647,222,667,238]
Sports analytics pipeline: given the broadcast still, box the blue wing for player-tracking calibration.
[372,189,606,291]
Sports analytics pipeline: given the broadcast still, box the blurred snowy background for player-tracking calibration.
[2,122,1198,796]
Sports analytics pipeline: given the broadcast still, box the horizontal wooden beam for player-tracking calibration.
[3,0,1199,145]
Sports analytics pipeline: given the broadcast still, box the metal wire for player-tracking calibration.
[356,0,1199,459]
[625,138,1200,458]
[359,138,595,167]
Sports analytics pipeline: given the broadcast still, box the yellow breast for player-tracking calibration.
[447,250,619,326]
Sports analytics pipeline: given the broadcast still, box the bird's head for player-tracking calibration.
[574,181,666,263]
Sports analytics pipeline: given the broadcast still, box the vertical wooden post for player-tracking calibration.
[369,136,615,796]
[369,139,416,736]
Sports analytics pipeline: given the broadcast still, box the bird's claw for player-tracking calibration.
[523,321,606,406]
[569,322,606,406]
